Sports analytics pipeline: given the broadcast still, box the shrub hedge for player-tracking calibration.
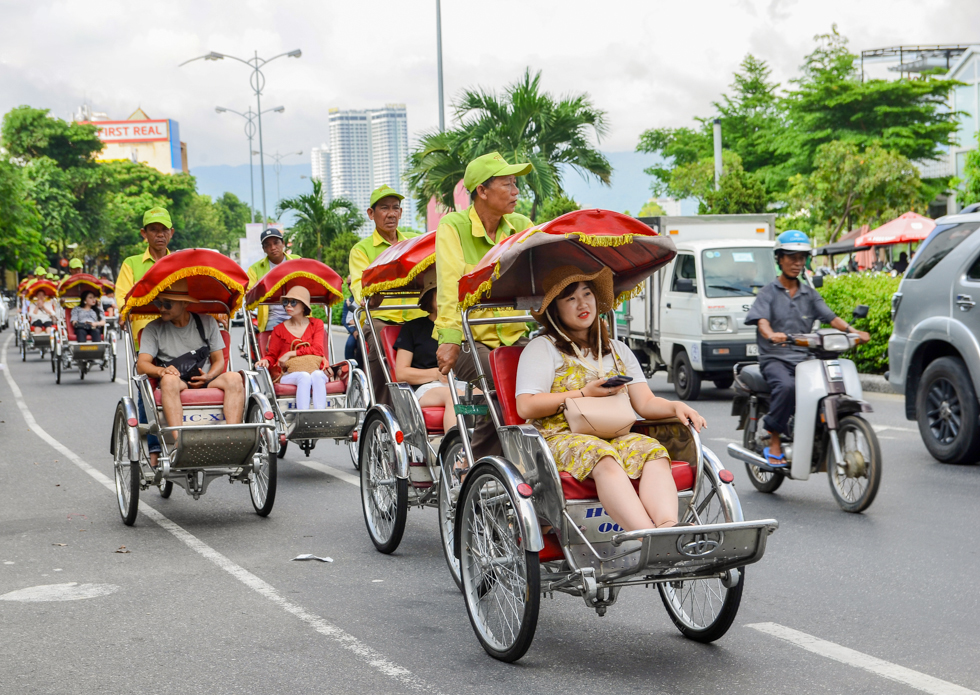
[816,272,901,374]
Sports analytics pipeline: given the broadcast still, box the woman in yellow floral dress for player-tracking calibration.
[515,265,706,532]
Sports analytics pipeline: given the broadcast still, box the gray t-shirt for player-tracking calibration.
[745,278,837,366]
[139,315,225,372]
[264,258,289,331]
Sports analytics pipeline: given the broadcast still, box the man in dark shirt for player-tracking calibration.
[745,231,870,466]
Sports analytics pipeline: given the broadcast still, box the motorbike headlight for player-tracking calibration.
[708,316,729,332]
[821,334,849,352]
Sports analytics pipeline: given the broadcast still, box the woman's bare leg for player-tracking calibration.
[591,457,654,531]
[638,457,678,528]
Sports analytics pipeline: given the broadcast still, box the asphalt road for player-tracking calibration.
[1,328,978,695]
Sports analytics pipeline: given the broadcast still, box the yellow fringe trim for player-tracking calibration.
[120,266,246,321]
[57,277,102,298]
[614,282,644,308]
[571,232,635,247]
[457,261,502,312]
[246,270,343,310]
[361,253,435,298]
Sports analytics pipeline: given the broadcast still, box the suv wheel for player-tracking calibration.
[916,356,980,464]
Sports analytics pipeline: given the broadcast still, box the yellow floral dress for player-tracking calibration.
[532,343,669,481]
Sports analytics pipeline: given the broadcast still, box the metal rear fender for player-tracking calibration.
[110,397,140,462]
[359,404,411,479]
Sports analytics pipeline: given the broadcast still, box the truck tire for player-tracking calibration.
[916,356,980,465]
[673,351,701,401]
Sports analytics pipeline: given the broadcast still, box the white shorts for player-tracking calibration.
[414,380,465,400]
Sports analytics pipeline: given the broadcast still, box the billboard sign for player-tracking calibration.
[84,120,171,143]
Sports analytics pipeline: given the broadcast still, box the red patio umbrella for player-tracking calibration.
[855,212,935,247]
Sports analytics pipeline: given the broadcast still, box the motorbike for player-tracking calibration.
[726,305,882,513]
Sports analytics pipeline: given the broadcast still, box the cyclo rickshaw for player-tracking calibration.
[100,278,120,341]
[435,210,779,662]
[53,273,117,383]
[19,279,57,363]
[109,249,278,525]
[241,258,367,459]
[353,231,470,577]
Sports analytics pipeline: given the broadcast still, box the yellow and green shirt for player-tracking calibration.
[115,247,170,339]
[349,228,426,324]
[247,253,301,331]
[435,205,533,347]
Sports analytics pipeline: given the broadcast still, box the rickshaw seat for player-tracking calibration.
[422,407,444,433]
[64,308,97,342]
[380,325,401,379]
[559,463,694,499]
[153,388,227,407]
[272,379,346,396]
[488,346,526,426]
[257,330,272,359]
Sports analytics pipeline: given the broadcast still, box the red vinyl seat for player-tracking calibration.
[559,464,694,500]
[489,346,526,426]
[257,329,348,395]
[153,387,227,407]
[381,324,444,434]
[422,407,445,433]
[64,308,95,341]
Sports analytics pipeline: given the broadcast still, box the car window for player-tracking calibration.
[968,253,980,281]
[701,248,777,298]
[670,255,696,291]
[907,222,980,280]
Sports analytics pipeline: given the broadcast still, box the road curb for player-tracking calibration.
[859,373,895,394]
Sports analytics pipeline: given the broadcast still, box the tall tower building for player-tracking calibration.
[310,143,332,200]
[369,104,413,226]
[327,109,372,215]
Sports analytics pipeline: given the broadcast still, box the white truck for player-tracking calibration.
[615,214,776,400]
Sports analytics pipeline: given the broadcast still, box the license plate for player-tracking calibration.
[78,345,98,351]
[746,344,759,356]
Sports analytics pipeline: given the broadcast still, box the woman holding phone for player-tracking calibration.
[515,266,706,532]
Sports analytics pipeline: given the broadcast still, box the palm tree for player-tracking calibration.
[406,69,611,221]
[276,179,365,262]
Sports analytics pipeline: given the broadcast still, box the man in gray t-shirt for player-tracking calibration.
[136,278,244,444]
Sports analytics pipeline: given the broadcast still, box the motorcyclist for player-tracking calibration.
[745,230,870,467]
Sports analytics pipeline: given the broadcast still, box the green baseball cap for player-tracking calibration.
[69,258,83,269]
[34,266,46,275]
[142,206,173,228]
[463,152,532,191]
[369,185,404,208]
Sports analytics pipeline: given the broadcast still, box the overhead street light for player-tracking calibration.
[181,48,302,222]
[268,150,303,211]
[215,105,284,223]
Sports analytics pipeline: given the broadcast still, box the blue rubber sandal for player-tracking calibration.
[762,447,788,468]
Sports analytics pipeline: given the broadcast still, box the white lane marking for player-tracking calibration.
[294,459,360,487]
[873,424,918,434]
[748,623,978,695]
[0,582,119,602]
[1,335,438,694]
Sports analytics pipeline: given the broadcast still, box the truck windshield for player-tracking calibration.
[702,248,776,297]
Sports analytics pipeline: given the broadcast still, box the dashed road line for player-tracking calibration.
[1,334,440,694]
[748,623,978,695]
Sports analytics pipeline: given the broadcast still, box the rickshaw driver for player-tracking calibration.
[247,227,301,333]
[435,152,535,459]
[349,184,425,406]
[745,230,869,468]
[21,266,47,318]
[136,279,244,454]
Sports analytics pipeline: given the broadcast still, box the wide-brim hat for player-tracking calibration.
[418,269,437,309]
[531,265,615,322]
[156,278,199,303]
[283,284,312,310]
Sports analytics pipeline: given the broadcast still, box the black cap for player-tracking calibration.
[260,228,284,243]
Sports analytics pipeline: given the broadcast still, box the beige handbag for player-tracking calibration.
[275,339,324,382]
[561,342,636,439]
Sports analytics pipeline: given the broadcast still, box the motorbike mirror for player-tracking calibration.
[812,275,824,288]
[852,305,869,320]
[675,278,696,293]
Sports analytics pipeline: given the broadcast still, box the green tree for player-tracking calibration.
[1,105,103,167]
[785,140,926,243]
[0,158,45,272]
[214,192,253,239]
[638,199,667,217]
[957,131,980,206]
[321,231,361,281]
[277,179,365,262]
[668,151,768,214]
[407,69,610,221]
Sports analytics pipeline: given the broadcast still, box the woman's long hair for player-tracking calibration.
[539,280,611,358]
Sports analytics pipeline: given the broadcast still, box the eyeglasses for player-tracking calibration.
[152,299,175,310]
[281,298,302,308]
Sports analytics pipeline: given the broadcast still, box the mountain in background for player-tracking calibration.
[190,150,696,227]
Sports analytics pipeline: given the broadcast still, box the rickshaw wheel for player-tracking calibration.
[112,411,140,526]
[55,354,61,384]
[158,480,173,498]
[50,348,55,372]
[79,361,86,380]
[359,413,407,553]
[459,464,539,662]
[437,430,464,591]
[828,415,881,513]
[109,353,117,382]
[659,468,743,642]
[743,405,783,493]
[248,405,277,517]
[277,441,289,459]
[347,372,368,470]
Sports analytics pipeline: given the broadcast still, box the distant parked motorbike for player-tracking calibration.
[726,305,882,513]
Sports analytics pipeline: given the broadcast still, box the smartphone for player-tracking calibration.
[601,375,633,388]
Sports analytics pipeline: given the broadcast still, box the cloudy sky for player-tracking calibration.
[1,0,977,170]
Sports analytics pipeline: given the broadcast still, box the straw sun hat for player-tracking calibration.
[531,265,615,322]
[282,285,312,310]
[156,278,198,303]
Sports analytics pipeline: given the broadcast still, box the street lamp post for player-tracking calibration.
[215,105,284,223]
[436,0,445,132]
[268,150,303,211]
[181,48,302,223]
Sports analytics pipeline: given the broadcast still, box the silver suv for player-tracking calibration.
[889,211,980,464]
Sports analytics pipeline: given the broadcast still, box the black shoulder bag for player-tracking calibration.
[154,314,212,382]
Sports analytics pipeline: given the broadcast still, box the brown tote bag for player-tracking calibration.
[275,339,323,382]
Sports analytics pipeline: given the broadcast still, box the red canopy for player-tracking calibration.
[120,249,249,321]
[361,231,435,297]
[856,212,935,247]
[25,279,58,299]
[58,273,104,300]
[457,210,676,310]
[245,258,344,309]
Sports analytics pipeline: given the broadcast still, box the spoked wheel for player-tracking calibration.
[743,405,783,493]
[359,414,407,553]
[112,410,140,526]
[347,372,367,470]
[50,348,56,372]
[158,480,173,498]
[659,469,743,642]
[828,416,881,513]
[21,340,26,362]
[459,465,540,662]
[248,406,277,516]
[277,441,289,459]
[109,351,117,382]
[437,431,465,591]
[55,354,61,384]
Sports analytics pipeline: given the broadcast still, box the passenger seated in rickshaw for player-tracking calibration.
[393,272,481,433]
[254,286,335,410]
[136,279,244,454]
[73,289,106,342]
[28,289,56,331]
[515,266,706,532]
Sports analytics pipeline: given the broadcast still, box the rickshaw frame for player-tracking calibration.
[52,275,117,383]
